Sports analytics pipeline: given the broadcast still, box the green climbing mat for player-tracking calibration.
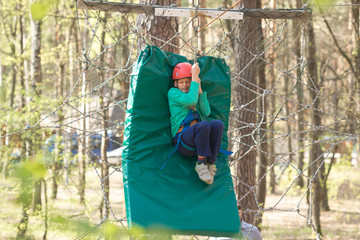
[122,45,240,237]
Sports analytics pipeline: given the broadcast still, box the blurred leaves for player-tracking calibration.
[12,156,47,204]
[13,155,47,181]
[50,216,131,239]
[30,0,59,21]
[104,222,128,239]
[310,0,337,7]
[51,215,98,233]
[310,0,338,15]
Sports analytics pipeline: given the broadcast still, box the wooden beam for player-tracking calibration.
[77,0,311,20]
[77,0,154,14]
[154,8,243,20]
[242,8,311,19]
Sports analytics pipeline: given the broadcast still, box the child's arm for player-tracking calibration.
[192,63,210,116]
[192,63,205,94]
[168,81,200,107]
[198,92,210,116]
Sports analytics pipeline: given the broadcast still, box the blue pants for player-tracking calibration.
[172,120,224,164]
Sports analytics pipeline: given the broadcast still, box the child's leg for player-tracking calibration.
[172,133,197,157]
[176,121,214,184]
[179,121,212,161]
[207,120,224,164]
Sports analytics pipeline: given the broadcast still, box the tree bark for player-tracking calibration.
[234,0,258,224]
[29,3,43,213]
[78,46,87,204]
[284,42,294,175]
[308,19,323,236]
[351,0,360,167]
[19,11,26,109]
[0,57,4,177]
[77,11,90,204]
[52,6,66,200]
[16,185,31,239]
[255,0,267,228]
[98,14,110,219]
[268,0,277,194]
[30,13,42,96]
[119,15,130,113]
[138,0,179,53]
[10,42,17,108]
[199,0,206,52]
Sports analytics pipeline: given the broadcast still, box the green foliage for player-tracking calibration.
[30,0,59,21]
[310,0,338,15]
[103,223,128,239]
[50,214,100,236]
[310,0,337,7]
[12,157,47,205]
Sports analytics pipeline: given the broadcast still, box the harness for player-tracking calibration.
[161,110,232,170]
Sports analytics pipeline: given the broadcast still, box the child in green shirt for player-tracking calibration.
[168,62,224,184]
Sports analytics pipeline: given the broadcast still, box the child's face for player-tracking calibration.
[175,77,191,93]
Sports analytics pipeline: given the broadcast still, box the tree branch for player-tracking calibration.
[323,18,359,80]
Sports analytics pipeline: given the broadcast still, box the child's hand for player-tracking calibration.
[191,63,200,83]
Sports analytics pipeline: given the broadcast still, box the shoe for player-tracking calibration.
[208,164,217,176]
[195,163,214,184]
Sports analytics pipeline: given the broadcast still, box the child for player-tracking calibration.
[168,62,225,184]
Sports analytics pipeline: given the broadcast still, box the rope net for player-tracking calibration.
[2,1,359,239]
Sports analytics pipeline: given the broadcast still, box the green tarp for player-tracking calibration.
[122,45,240,237]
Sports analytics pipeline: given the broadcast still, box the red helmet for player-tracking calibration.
[172,62,192,80]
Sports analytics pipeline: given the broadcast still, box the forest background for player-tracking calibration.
[0,0,360,239]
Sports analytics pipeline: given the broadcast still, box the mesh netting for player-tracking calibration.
[2,1,359,239]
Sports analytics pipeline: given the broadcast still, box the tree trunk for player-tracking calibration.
[100,112,110,219]
[78,19,89,203]
[16,4,35,235]
[322,146,338,211]
[352,0,360,79]
[284,49,293,174]
[351,0,360,167]
[119,15,130,112]
[78,54,87,204]
[98,15,110,219]
[4,23,18,179]
[255,0,267,228]
[234,0,258,224]
[321,79,340,211]
[31,180,42,212]
[19,12,26,109]
[10,42,17,108]
[16,184,32,239]
[321,171,330,211]
[65,21,76,186]
[138,0,179,53]
[30,4,43,213]
[0,57,4,177]
[308,19,322,236]
[294,0,305,189]
[52,7,65,200]
[268,0,277,194]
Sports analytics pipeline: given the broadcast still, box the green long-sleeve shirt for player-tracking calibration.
[168,81,211,137]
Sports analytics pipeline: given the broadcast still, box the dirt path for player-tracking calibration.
[262,194,360,240]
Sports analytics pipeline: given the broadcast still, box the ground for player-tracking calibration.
[0,165,359,239]
[262,196,360,240]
